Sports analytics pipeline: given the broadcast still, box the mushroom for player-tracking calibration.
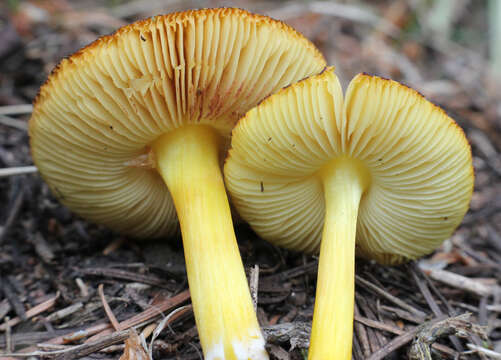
[224,68,474,359]
[29,9,326,359]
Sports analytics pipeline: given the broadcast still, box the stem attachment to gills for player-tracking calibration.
[153,125,267,360]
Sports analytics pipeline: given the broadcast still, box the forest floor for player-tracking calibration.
[1,1,501,359]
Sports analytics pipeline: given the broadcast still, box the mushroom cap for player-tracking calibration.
[29,8,326,238]
[224,68,474,264]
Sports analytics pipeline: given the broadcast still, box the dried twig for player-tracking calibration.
[467,343,501,359]
[356,296,385,351]
[0,105,33,116]
[411,265,463,352]
[355,315,406,335]
[5,316,12,353]
[0,115,28,131]
[0,166,38,178]
[0,331,129,358]
[80,268,170,289]
[1,276,27,321]
[354,302,371,358]
[56,330,131,359]
[250,264,259,312]
[356,275,427,319]
[0,186,25,244]
[2,297,191,359]
[85,290,191,343]
[26,232,55,264]
[0,293,59,331]
[423,268,497,297]
[45,303,83,323]
[261,261,317,284]
[147,305,192,358]
[99,284,121,332]
[0,300,11,320]
[102,238,126,255]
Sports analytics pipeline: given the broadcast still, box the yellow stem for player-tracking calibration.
[152,125,267,360]
[308,158,368,360]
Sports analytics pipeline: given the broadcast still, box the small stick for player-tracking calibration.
[411,268,442,316]
[5,307,191,359]
[0,331,129,358]
[32,290,190,351]
[486,304,501,312]
[75,278,89,297]
[261,261,317,283]
[354,302,371,358]
[249,264,259,312]
[424,268,495,297]
[378,305,421,324]
[85,290,190,343]
[52,323,110,345]
[0,104,33,115]
[140,323,157,339]
[0,299,12,319]
[5,316,12,353]
[352,334,364,360]
[355,315,404,334]
[356,275,427,318]
[0,166,38,178]
[1,275,27,320]
[98,284,121,331]
[467,343,501,358]
[0,187,25,244]
[356,296,385,351]
[420,266,457,316]
[80,268,168,288]
[45,303,83,322]
[27,233,55,264]
[102,238,126,255]
[148,305,192,358]
[0,115,28,131]
[0,294,59,331]
[411,266,463,352]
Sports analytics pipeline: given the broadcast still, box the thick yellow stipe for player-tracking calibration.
[153,125,267,360]
[308,159,369,360]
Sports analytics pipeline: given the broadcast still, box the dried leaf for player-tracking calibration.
[119,329,150,360]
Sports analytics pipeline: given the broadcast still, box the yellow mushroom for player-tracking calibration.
[29,9,326,359]
[224,68,474,359]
